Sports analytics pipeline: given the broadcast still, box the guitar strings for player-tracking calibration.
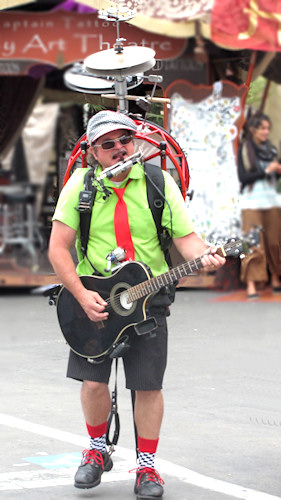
[100,259,203,310]
[100,238,245,310]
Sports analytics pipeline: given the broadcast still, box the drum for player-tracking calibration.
[62,118,189,199]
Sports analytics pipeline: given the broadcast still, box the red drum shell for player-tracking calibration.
[62,118,189,198]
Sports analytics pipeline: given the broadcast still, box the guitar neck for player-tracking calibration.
[127,246,226,302]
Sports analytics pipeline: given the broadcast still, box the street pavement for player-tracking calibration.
[0,286,281,499]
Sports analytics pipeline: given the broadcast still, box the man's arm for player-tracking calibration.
[48,220,108,321]
[173,232,226,270]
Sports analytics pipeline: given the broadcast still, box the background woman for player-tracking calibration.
[238,112,281,299]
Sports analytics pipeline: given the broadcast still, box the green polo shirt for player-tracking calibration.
[53,162,193,277]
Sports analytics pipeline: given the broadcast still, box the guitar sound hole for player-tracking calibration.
[111,281,137,317]
[120,291,131,310]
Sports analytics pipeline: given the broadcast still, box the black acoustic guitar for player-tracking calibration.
[57,232,259,360]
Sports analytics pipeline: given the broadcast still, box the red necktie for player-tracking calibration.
[112,180,135,261]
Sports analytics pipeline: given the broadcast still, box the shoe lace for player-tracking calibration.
[81,449,104,469]
[130,467,164,486]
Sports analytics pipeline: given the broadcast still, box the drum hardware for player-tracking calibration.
[100,74,168,114]
[82,3,156,112]
[80,140,88,168]
[149,73,162,110]
[98,4,136,24]
[65,3,161,113]
[186,189,194,201]
[135,97,152,113]
[83,46,155,112]
[62,1,190,198]
[84,3,156,79]
[97,2,136,56]
[159,141,167,160]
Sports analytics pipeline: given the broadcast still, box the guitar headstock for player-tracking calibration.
[240,226,261,255]
[218,227,261,259]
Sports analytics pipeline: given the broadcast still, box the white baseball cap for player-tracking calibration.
[87,110,138,146]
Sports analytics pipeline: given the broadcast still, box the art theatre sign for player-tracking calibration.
[0,10,187,74]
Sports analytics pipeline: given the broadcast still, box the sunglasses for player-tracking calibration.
[93,134,133,151]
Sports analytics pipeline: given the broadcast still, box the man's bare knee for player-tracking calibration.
[82,381,109,398]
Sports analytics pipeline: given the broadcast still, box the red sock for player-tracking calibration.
[138,436,159,454]
[86,421,107,438]
[137,437,159,469]
[86,421,107,453]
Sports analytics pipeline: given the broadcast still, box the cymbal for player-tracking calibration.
[84,46,155,77]
[64,63,143,94]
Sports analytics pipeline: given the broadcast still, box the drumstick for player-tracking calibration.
[101,94,170,103]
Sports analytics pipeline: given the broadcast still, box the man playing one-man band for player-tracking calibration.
[48,110,225,499]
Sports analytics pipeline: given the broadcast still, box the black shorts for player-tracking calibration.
[66,308,168,391]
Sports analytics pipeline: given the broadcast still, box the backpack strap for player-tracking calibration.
[78,168,97,258]
[144,162,172,267]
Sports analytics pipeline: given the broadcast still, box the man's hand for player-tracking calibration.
[49,221,109,323]
[173,233,226,271]
[201,246,226,271]
[79,289,109,322]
